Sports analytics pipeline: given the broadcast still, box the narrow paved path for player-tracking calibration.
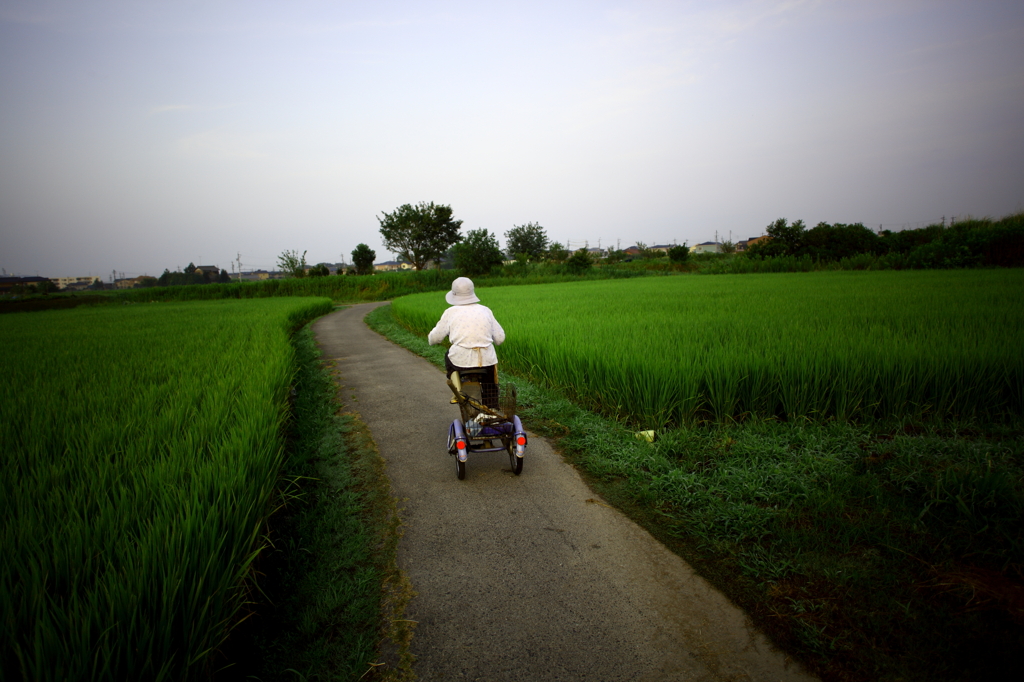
[313,303,816,682]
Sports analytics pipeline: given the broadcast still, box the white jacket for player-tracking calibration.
[428,303,505,367]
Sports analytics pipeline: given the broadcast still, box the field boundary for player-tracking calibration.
[217,319,415,681]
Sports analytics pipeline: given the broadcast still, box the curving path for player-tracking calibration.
[313,303,816,682]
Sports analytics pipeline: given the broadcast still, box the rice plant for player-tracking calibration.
[391,270,1024,426]
[0,297,333,681]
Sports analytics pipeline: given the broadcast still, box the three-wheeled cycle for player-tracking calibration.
[445,367,527,480]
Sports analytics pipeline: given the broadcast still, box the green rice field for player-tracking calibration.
[371,269,1024,680]
[0,297,333,681]
[391,269,1024,426]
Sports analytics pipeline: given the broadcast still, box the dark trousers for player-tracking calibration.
[445,355,498,408]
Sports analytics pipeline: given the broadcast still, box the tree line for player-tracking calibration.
[272,204,1024,283]
[157,263,231,287]
[376,201,601,276]
[746,214,1024,268]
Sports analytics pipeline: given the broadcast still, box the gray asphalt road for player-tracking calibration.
[313,303,816,682]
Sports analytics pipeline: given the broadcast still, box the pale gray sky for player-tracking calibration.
[2,0,1022,278]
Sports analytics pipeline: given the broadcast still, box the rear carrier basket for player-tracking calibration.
[481,382,517,419]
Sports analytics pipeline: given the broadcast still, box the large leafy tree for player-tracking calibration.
[378,201,463,270]
[747,218,806,258]
[277,250,307,278]
[803,222,883,261]
[452,229,504,276]
[351,243,376,275]
[504,222,548,261]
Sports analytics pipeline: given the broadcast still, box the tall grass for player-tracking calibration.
[391,270,1024,427]
[0,297,333,681]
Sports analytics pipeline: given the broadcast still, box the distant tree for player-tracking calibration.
[604,248,627,264]
[452,229,505,276]
[184,262,196,274]
[720,240,737,254]
[438,246,459,270]
[277,250,308,278]
[36,279,58,294]
[635,242,657,260]
[351,243,376,275]
[378,201,463,270]
[89,277,105,290]
[138,276,159,288]
[504,252,532,276]
[504,222,549,261]
[157,268,204,286]
[546,241,569,263]
[767,218,805,255]
[880,224,946,254]
[307,263,330,277]
[565,248,593,274]
[667,244,690,263]
[746,218,806,258]
[803,222,883,261]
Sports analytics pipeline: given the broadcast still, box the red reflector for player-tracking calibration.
[457,440,466,450]
[516,436,526,446]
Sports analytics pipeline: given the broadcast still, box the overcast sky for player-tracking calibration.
[2,0,1022,278]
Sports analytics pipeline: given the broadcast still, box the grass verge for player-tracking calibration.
[216,320,414,682]
[365,303,1024,682]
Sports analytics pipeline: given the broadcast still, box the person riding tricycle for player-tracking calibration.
[428,277,526,479]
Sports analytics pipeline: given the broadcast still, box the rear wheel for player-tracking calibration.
[456,454,466,480]
[506,439,523,475]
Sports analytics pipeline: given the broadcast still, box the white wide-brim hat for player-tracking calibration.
[446,277,480,305]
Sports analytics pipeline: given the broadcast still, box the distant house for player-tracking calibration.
[55,276,102,290]
[374,261,414,272]
[192,265,226,282]
[736,236,769,252]
[586,247,607,259]
[0,276,53,293]
[622,245,674,256]
[234,270,278,282]
[690,241,722,254]
[115,276,156,289]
